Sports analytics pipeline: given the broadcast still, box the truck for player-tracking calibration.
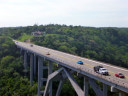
[94,66,109,75]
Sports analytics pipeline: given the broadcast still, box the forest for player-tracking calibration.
[0,24,128,95]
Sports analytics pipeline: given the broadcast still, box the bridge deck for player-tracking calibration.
[15,41,128,93]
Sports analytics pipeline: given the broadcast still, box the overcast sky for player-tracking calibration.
[0,0,128,27]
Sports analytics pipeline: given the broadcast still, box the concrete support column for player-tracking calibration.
[119,92,127,96]
[111,86,127,96]
[64,69,84,96]
[48,61,53,96]
[43,68,64,96]
[24,52,27,73]
[20,48,22,54]
[89,78,103,96]
[38,56,43,96]
[111,86,118,92]
[56,80,64,96]
[30,54,33,86]
[103,84,107,96]
[34,54,36,76]
[84,76,89,96]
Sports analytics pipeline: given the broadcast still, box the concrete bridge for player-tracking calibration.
[14,40,128,96]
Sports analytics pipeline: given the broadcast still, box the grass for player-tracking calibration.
[18,33,33,42]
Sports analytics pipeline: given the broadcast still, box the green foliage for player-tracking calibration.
[0,36,37,95]
[1,56,15,68]
[18,33,33,42]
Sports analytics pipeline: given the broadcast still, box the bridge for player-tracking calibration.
[14,40,128,96]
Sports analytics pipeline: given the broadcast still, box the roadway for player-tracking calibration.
[15,41,128,92]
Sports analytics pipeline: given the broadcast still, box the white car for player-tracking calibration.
[99,68,109,75]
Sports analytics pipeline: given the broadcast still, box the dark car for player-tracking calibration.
[77,61,83,65]
[94,66,103,72]
[30,44,33,47]
[115,73,125,78]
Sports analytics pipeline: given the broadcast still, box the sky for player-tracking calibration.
[0,0,128,27]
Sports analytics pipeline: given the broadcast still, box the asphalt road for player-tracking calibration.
[15,41,128,90]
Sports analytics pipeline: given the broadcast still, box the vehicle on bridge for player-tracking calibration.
[46,52,50,55]
[115,73,125,78]
[77,61,83,65]
[30,44,33,47]
[94,66,109,75]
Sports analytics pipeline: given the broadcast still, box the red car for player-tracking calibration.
[115,73,125,78]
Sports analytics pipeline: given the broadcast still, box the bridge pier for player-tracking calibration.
[38,56,43,96]
[89,78,103,96]
[20,48,23,54]
[34,54,36,77]
[111,86,118,92]
[103,84,108,96]
[111,86,128,96]
[119,92,127,96]
[30,54,33,85]
[38,56,48,96]
[24,51,27,73]
[48,61,53,96]
[84,76,89,96]
[56,79,64,96]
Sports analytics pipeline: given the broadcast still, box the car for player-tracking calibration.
[30,44,33,47]
[77,61,83,65]
[99,68,109,75]
[115,73,125,78]
[94,66,103,73]
[46,52,50,55]
[94,66,109,75]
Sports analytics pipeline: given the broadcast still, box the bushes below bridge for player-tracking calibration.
[0,36,37,96]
